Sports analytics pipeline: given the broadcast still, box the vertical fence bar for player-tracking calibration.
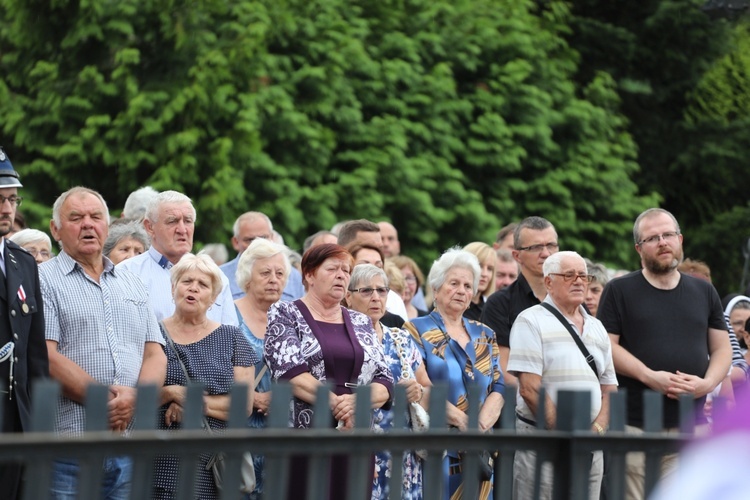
[131,384,158,500]
[423,382,447,500]
[642,390,663,498]
[389,384,408,500]
[174,383,204,500]
[460,384,483,500]
[308,384,332,499]
[78,384,110,500]
[23,380,60,500]
[531,386,547,500]
[495,386,515,500]
[264,382,291,500]
[555,390,591,500]
[603,390,626,500]
[678,394,695,436]
[346,385,373,499]
[218,383,249,500]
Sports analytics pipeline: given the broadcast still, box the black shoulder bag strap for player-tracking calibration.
[539,303,599,379]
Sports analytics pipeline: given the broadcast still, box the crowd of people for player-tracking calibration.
[0,144,747,500]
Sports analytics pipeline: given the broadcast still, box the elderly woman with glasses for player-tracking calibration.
[264,243,393,500]
[404,248,505,500]
[10,228,54,263]
[345,264,432,500]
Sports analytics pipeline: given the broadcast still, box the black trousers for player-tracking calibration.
[0,393,24,500]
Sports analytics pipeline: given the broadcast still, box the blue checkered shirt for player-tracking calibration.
[118,246,238,326]
[40,251,164,435]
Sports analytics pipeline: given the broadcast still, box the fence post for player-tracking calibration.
[423,382,448,500]
[642,390,663,497]
[264,382,292,499]
[77,384,110,499]
[131,384,158,500]
[346,385,372,499]
[603,389,627,500]
[307,384,333,499]
[23,379,60,500]
[495,386,516,500]
[554,390,591,500]
[218,382,249,500]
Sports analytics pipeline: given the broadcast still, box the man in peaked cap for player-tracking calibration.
[0,147,49,499]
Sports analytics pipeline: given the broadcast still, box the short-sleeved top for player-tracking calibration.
[404,313,504,421]
[508,296,617,422]
[597,271,727,428]
[40,251,164,435]
[481,274,539,348]
[118,247,238,326]
[161,323,256,429]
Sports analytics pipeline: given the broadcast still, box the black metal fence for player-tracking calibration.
[0,380,696,499]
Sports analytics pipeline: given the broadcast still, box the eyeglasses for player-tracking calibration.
[517,242,559,253]
[548,272,594,283]
[404,275,417,283]
[348,286,390,298]
[637,231,680,246]
[24,248,51,259]
[0,195,22,207]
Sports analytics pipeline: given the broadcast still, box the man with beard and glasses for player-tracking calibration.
[597,208,732,500]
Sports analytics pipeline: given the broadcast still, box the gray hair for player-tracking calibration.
[52,187,111,230]
[428,247,480,295]
[349,263,388,291]
[122,186,158,220]
[103,221,150,258]
[303,230,335,253]
[514,216,556,249]
[145,190,195,224]
[633,208,680,245]
[543,251,585,277]
[10,229,52,250]
[232,212,273,238]
[201,243,229,265]
[585,259,610,286]
[235,238,291,292]
[496,248,515,263]
[170,253,224,303]
[732,300,750,312]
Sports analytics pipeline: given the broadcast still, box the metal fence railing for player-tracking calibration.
[0,380,697,500]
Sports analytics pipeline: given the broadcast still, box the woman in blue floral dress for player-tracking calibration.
[345,263,432,500]
[404,248,505,500]
[233,238,292,499]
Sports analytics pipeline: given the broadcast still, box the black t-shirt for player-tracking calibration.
[597,271,726,428]
[380,311,405,329]
[481,274,540,348]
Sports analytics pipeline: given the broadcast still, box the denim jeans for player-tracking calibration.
[50,456,132,500]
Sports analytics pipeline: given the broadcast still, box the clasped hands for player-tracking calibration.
[648,370,711,399]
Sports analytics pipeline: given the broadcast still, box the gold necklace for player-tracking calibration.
[305,300,342,322]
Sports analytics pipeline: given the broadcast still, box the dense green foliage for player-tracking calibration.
[567,0,750,293]
[1,0,747,292]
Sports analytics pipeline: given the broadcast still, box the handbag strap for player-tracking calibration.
[539,303,599,379]
[160,320,214,432]
[253,365,268,390]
